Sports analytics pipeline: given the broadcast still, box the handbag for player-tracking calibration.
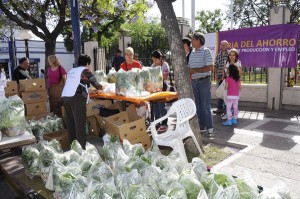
[215,80,226,99]
[49,66,65,116]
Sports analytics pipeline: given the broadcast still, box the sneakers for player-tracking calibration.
[157,125,168,132]
[231,118,238,125]
[221,113,227,120]
[222,119,232,126]
[207,128,215,138]
[200,129,207,134]
[213,109,224,114]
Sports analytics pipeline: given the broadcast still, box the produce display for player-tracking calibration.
[94,67,163,96]
[21,139,291,199]
[28,114,64,141]
[148,66,163,93]
[94,70,107,83]
[107,68,117,83]
[0,95,27,137]
[115,70,140,97]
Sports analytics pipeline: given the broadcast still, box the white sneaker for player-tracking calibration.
[221,114,227,120]
[207,128,215,138]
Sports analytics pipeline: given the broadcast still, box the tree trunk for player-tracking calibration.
[44,39,57,73]
[155,0,204,154]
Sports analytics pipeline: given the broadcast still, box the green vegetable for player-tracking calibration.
[0,96,27,136]
[59,172,76,192]
[127,184,159,199]
[81,160,92,177]
[235,178,259,199]
[137,68,151,91]
[48,139,63,153]
[178,168,204,199]
[22,146,40,178]
[71,140,83,155]
[39,145,56,167]
[166,182,188,199]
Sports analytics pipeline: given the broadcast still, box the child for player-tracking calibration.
[223,64,241,126]
[151,50,170,132]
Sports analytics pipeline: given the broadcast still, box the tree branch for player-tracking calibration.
[0,1,47,40]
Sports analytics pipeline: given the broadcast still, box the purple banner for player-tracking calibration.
[218,24,300,68]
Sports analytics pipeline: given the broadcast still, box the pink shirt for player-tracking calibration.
[47,66,67,87]
[226,77,240,97]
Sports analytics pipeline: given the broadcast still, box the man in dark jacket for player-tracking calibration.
[13,57,31,83]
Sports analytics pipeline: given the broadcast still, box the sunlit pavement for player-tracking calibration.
[211,106,300,198]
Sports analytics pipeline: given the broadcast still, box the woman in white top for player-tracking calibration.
[222,48,243,80]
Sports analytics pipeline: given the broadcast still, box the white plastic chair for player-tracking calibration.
[150,98,202,163]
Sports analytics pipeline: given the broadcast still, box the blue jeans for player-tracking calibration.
[153,102,168,126]
[217,80,225,110]
[192,77,214,130]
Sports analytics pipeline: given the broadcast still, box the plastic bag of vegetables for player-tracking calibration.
[148,66,163,93]
[22,145,40,179]
[94,70,107,83]
[87,160,113,182]
[0,95,27,136]
[114,169,142,198]
[136,67,151,92]
[88,177,119,199]
[178,165,205,199]
[107,68,117,83]
[191,157,207,180]
[235,171,259,199]
[127,184,160,199]
[123,139,145,157]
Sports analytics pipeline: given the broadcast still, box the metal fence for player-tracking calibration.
[241,67,268,84]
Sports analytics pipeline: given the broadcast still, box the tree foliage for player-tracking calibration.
[0,0,151,70]
[229,0,300,28]
[195,9,224,33]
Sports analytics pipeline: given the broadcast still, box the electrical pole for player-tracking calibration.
[70,0,81,67]
[191,0,195,32]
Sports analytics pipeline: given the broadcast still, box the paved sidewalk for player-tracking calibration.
[210,107,300,199]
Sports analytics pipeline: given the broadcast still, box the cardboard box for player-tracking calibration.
[21,91,48,104]
[5,93,20,98]
[87,116,101,136]
[96,101,124,129]
[25,102,48,116]
[19,79,46,92]
[4,81,18,94]
[43,129,69,150]
[127,134,152,150]
[103,105,147,140]
[25,113,48,120]
[86,99,113,117]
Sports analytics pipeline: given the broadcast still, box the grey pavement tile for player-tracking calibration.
[216,165,300,199]
[214,132,263,146]
[232,154,300,181]
[256,121,300,136]
[259,135,298,151]
[244,146,286,162]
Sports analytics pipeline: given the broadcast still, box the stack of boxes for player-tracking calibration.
[4,81,19,97]
[19,79,49,119]
[86,99,113,136]
[103,104,151,150]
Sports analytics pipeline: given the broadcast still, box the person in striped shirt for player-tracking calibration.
[188,32,215,138]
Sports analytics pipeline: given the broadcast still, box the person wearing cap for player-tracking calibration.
[213,40,229,114]
[188,32,215,138]
[62,55,104,149]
